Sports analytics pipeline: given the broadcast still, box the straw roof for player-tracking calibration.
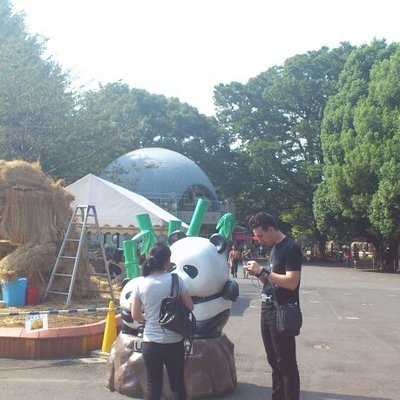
[0,160,98,300]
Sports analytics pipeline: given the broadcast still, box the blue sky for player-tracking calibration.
[12,0,400,116]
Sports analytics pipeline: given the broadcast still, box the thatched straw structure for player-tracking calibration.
[0,160,97,300]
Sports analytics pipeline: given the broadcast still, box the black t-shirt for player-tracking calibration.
[261,236,302,310]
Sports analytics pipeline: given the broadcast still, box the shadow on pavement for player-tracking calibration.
[303,261,398,275]
[2,359,81,371]
[301,391,391,400]
[217,382,267,399]
[218,382,391,400]
[229,295,252,317]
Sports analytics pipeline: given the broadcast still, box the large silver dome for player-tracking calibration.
[102,147,219,211]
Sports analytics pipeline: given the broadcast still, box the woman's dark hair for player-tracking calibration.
[248,212,278,231]
[141,242,172,277]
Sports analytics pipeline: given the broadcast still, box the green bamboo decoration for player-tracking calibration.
[168,219,182,236]
[216,213,235,241]
[132,213,157,256]
[122,239,140,279]
[187,199,209,237]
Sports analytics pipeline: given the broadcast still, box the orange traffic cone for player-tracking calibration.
[101,300,117,353]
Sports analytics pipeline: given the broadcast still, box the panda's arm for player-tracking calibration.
[131,297,146,323]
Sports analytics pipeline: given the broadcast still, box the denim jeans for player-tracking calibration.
[261,308,300,400]
[142,340,187,400]
[231,261,238,277]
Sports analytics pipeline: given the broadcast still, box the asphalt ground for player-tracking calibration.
[0,263,399,400]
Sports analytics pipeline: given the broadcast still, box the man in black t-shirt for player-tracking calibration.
[246,212,302,400]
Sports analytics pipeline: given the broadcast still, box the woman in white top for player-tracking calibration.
[132,242,193,400]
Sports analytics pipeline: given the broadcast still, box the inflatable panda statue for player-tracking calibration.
[119,278,144,335]
[106,232,239,399]
[169,233,239,338]
[118,233,238,337]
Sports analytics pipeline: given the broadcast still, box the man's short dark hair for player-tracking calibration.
[248,212,278,231]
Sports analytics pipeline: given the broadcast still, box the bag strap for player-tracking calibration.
[170,273,179,298]
[270,284,279,309]
[270,283,300,308]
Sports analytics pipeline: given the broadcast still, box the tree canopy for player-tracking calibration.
[68,82,232,187]
[315,39,400,268]
[0,0,75,174]
[214,44,354,249]
[0,1,231,188]
[3,0,400,267]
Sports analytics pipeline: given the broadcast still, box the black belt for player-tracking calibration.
[192,291,223,304]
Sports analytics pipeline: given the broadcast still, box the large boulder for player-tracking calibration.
[105,332,236,399]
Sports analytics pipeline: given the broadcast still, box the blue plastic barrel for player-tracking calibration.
[1,278,27,306]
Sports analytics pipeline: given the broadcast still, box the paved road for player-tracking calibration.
[1,264,399,400]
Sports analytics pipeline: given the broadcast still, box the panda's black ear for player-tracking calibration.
[210,234,228,253]
[168,230,186,245]
[121,278,131,290]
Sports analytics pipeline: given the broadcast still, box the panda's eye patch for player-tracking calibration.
[183,265,198,279]
[125,291,132,300]
[166,263,177,273]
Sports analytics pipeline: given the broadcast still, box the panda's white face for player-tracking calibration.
[119,277,141,330]
[120,278,137,310]
[170,236,229,297]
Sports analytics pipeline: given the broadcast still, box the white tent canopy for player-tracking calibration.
[67,174,187,229]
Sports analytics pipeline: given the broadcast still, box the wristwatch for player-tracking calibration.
[255,267,271,278]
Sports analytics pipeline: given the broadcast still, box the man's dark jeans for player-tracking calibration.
[261,308,300,400]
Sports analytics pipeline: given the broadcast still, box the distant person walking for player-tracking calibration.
[343,247,352,268]
[241,245,252,278]
[352,244,359,267]
[228,245,241,278]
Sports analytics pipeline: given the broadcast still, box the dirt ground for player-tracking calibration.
[0,264,126,328]
[0,289,121,329]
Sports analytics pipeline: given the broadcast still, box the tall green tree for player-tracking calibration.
[315,39,400,269]
[214,44,353,252]
[0,0,75,174]
[366,49,400,244]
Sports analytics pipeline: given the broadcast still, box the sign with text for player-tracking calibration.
[133,338,193,355]
[25,314,48,333]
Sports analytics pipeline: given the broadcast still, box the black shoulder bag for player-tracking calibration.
[159,273,196,338]
[272,285,302,337]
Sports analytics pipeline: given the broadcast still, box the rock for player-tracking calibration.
[105,332,237,399]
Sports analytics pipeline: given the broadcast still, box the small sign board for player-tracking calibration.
[25,314,48,333]
[133,338,193,355]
